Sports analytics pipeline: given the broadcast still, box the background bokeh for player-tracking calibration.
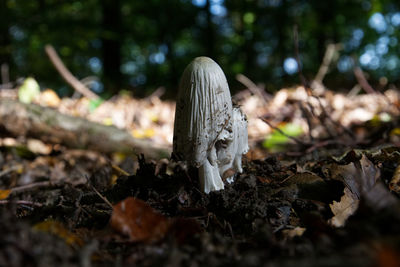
[1,0,400,97]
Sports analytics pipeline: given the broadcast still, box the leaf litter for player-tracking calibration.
[1,85,400,266]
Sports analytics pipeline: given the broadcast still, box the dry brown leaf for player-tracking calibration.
[329,187,359,227]
[389,164,400,193]
[281,227,306,239]
[110,197,171,242]
[327,153,398,217]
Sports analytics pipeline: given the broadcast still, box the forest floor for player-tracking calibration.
[1,84,400,266]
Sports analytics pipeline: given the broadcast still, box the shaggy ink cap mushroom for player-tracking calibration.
[173,57,248,194]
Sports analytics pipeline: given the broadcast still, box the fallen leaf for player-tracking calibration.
[110,197,170,242]
[27,139,52,155]
[389,164,400,193]
[18,77,40,104]
[327,153,398,220]
[0,189,12,200]
[375,245,400,267]
[38,89,61,107]
[329,187,359,227]
[281,227,306,239]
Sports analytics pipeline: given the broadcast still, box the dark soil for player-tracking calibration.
[1,148,400,267]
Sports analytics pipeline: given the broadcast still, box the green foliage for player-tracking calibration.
[1,0,400,96]
[263,123,303,152]
[18,77,40,104]
[89,98,104,113]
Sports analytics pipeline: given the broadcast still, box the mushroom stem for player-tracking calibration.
[199,160,225,194]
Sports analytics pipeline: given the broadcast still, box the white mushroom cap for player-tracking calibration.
[173,57,249,194]
[173,57,233,168]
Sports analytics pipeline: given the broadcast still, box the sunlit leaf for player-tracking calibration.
[262,123,303,151]
[18,77,41,104]
[102,117,113,126]
[39,89,61,107]
[89,98,104,113]
[132,128,155,139]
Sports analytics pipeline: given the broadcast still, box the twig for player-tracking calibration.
[260,117,307,146]
[0,165,21,178]
[10,181,62,194]
[80,76,99,88]
[0,200,43,207]
[85,176,113,208]
[305,139,346,154]
[292,26,355,140]
[1,63,9,84]
[293,25,310,94]
[236,74,271,102]
[45,45,100,100]
[147,86,166,100]
[313,44,341,85]
[353,66,394,109]
[91,185,113,209]
[311,95,356,139]
[298,103,315,141]
[353,67,376,94]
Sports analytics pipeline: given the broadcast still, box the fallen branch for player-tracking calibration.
[9,181,61,194]
[45,45,100,100]
[313,44,341,85]
[353,67,376,94]
[260,117,307,146]
[0,99,170,158]
[236,74,271,102]
[0,200,43,207]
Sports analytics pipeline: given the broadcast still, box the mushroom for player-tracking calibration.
[173,57,248,193]
[217,106,249,183]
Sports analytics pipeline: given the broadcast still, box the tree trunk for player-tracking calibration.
[0,1,12,76]
[101,0,122,93]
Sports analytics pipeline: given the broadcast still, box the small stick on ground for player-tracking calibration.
[260,117,308,146]
[10,181,63,195]
[298,103,315,141]
[45,45,100,100]
[313,44,341,86]
[236,74,271,102]
[353,66,394,110]
[0,200,43,207]
[85,176,113,209]
[353,67,376,94]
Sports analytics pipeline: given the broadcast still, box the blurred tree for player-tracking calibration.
[0,0,12,79]
[1,0,400,96]
[101,0,122,93]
